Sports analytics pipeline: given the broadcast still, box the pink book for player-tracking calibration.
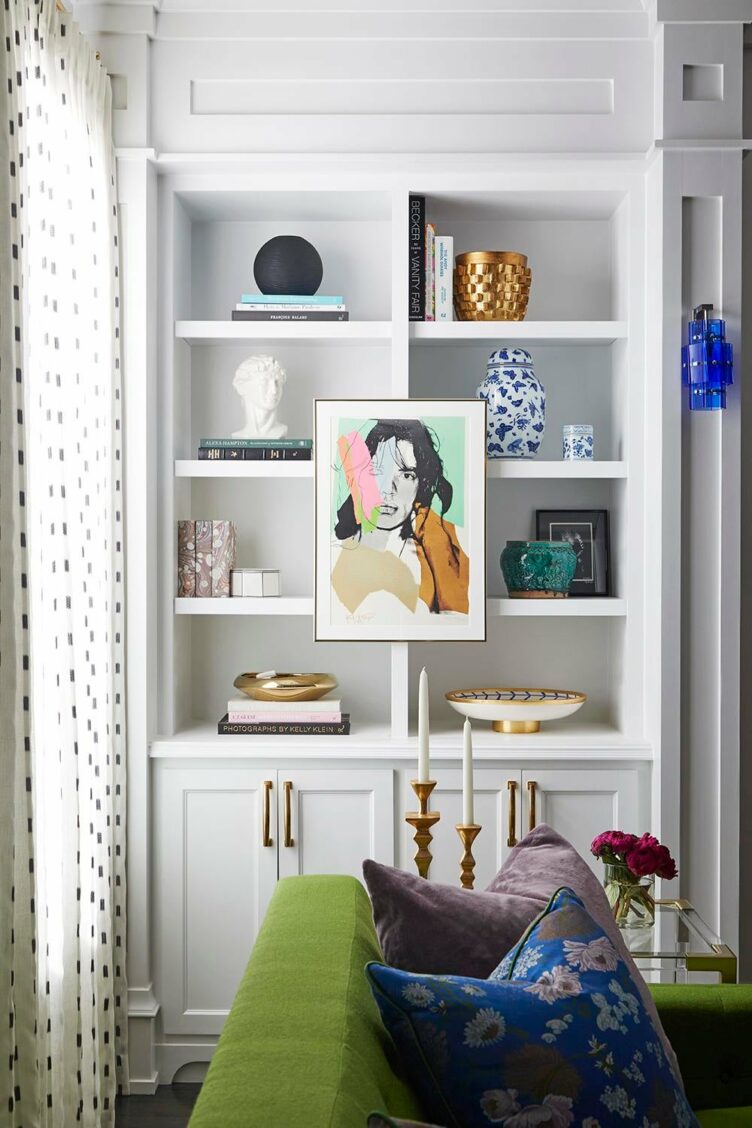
[211,520,237,597]
[177,521,195,597]
[227,711,342,724]
[195,520,213,597]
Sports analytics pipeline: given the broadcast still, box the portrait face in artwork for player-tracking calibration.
[330,418,469,621]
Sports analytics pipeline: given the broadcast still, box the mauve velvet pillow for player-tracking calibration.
[362,859,547,978]
[485,822,681,1078]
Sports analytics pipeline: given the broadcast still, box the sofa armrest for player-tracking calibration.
[189,875,423,1128]
[650,984,752,1110]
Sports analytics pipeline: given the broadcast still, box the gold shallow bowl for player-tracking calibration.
[446,687,586,734]
[233,672,338,702]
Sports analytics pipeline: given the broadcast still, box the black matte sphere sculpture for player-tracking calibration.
[253,235,323,296]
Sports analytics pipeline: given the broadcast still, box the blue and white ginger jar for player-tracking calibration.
[477,346,545,459]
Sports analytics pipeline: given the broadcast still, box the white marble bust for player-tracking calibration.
[232,354,289,440]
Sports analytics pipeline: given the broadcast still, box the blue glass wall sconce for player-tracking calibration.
[681,303,733,411]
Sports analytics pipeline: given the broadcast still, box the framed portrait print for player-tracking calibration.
[535,509,610,596]
[315,399,487,641]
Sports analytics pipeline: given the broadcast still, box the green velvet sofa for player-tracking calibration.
[189,875,752,1128]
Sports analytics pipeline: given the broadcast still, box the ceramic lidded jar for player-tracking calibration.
[477,347,545,458]
[500,540,577,599]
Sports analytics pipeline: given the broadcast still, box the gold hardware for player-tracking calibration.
[507,780,517,847]
[262,780,273,847]
[527,780,537,832]
[283,780,294,847]
[405,780,440,879]
[455,824,482,889]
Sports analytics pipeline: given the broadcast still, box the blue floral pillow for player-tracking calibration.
[367,887,698,1128]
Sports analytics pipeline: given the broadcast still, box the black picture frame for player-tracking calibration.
[535,509,610,596]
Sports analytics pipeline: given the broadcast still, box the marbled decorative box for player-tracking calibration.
[212,521,237,597]
[195,520,213,597]
[177,521,196,597]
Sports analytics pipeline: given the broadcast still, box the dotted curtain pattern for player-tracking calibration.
[1,2,128,1125]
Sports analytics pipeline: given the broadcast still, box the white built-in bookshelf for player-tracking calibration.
[159,176,643,752]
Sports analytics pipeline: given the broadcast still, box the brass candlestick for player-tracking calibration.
[405,780,440,879]
[455,824,482,889]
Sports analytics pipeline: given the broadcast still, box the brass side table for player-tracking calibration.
[621,899,737,984]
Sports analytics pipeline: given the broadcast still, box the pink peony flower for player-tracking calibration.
[591,831,639,859]
[625,834,677,880]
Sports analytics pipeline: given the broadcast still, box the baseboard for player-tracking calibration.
[126,1074,160,1096]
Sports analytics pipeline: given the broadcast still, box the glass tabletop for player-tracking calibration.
[620,899,736,983]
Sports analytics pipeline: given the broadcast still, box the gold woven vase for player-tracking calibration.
[454,251,531,322]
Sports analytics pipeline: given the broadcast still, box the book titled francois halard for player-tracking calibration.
[217,713,351,736]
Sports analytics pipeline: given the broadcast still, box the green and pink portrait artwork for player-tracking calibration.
[315,400,487,642]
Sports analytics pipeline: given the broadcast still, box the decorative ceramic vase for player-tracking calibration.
[253,235,323,296]
[603,862,655,930]
[500,540,577,599]
[562,424,594,460]
[477,347,545,458]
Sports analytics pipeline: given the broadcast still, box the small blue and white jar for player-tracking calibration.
[562,424,594,461]
[477,347,545,459]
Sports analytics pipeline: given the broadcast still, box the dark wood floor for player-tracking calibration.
[116,1084,201,1128]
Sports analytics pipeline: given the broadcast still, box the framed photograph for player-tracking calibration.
[535,509,610,596]
[315,399,487,641]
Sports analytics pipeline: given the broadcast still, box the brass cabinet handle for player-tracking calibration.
[283,780,294,847]
[527,780,538,832]
[507,780,517,847]
[262,780,273,847]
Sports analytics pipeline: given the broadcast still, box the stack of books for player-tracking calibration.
[218,696,350,736]
[231,294,349,322]
[408,195,453,322]
[198,438,313,461]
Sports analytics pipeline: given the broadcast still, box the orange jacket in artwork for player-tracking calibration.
[413,505,469,615]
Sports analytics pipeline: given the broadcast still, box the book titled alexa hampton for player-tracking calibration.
[217,713,351,736]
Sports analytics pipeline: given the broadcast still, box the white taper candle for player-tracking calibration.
[462,718,474,824]
[418,667,430,783]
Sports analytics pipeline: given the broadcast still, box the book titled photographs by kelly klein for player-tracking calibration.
[217,713,351,736]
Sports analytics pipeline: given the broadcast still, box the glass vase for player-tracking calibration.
[603,863,655,929]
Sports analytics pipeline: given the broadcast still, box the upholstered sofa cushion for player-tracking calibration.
[367,887,698,1128]
[363,857,545,978]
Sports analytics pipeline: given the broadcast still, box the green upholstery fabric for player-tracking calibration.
[648,984,752,1111]
[188,875,424,1128]
[189,875,752,1127]
[697,1111,752,1127]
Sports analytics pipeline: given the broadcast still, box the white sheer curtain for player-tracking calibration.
[1,2,128,1125]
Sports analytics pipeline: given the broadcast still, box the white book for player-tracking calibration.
[227,697,342,713]
[424,223,436,321]
[435,235,454,321]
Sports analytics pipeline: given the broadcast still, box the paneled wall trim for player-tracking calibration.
[69,0,752,1092]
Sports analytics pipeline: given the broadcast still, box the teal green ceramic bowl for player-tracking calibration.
[500,540,577,598]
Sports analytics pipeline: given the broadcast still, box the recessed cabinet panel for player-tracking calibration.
[154,766,278,1036]
[278,770,394,880]
[523,768,640,876]
[184,789,261,1014]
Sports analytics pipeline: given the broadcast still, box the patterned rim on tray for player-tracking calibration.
[446,688,587,706]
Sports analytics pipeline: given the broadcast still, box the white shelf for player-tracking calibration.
[149,720,652,761]
[410,321,628,345]
[175,459,312,478]
[175,320,392,345]
[488,597,626,617]
[174,459,625,480]
[174,596,625,617]
[175,597,313,615]
[487,460,626,479]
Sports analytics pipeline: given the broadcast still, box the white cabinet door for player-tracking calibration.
[397,769,520,889]
[521,768,642,876]
[154,764,278,1036]
[277,769,394,880]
